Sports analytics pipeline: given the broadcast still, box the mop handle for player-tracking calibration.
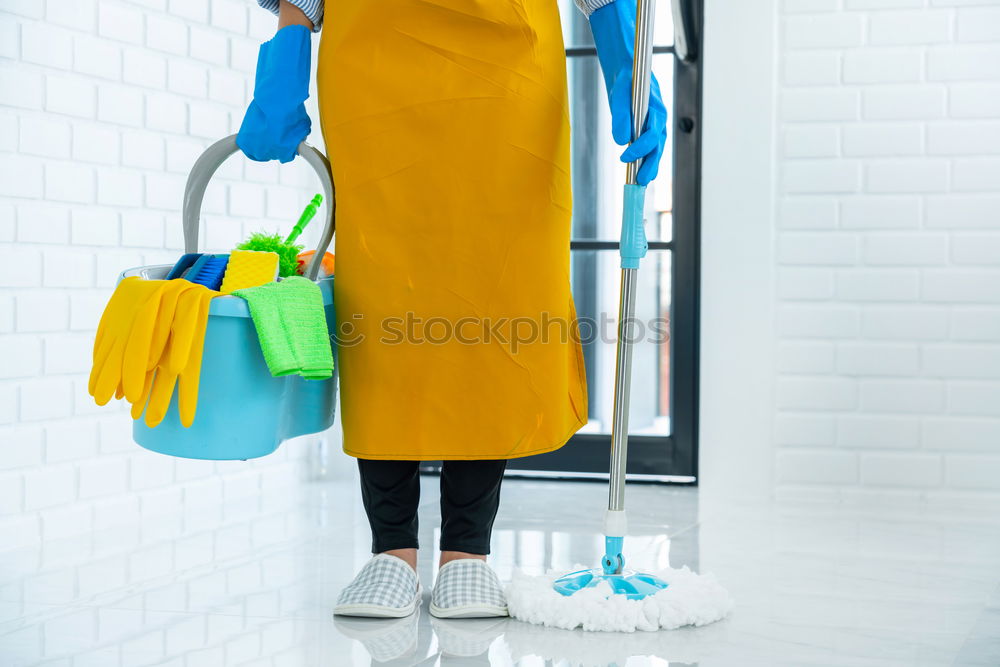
[625,0,657,187]
[619,0,656,272]
[607,0,657,529]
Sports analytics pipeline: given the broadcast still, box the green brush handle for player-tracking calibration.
[284,194,323,245]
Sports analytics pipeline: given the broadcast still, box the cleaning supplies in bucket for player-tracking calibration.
[89,277,218,427]
[92,194,328,427]
[100,134,337,461]
[122,263,337,461]
[231,276,333,380]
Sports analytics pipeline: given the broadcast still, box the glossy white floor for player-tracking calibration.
[2,469,999,666]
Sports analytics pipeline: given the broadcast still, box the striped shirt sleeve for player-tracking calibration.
[574,0,615,17]
[256,0,324,32]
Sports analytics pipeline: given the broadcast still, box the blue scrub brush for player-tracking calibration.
[183,254,229,291]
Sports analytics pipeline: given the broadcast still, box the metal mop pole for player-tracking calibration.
[603,0,656,575]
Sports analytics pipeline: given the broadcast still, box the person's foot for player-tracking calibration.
[430,558,509,618]
[333,553,423,618]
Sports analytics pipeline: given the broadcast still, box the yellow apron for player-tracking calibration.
[317,0,587,460]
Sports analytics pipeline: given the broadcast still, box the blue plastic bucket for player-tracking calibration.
[124,135,338,460]
[122,265,337,461]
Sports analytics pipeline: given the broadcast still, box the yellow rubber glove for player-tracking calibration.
[130,281,194,420]
[90,276,142,402]
[177,288,214,427]
[89,278,169,406]
[166,287,205,375]
[143,365,177,428]
[130,369,155,421]
[91,277,138,369]
[142,288,197,427]
[93,278,217,427]
[146,279,199,375]
[143,285,217,428]
[122,279,196,403]
[135,280,197,417]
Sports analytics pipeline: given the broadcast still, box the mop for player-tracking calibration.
[506,0,732,633]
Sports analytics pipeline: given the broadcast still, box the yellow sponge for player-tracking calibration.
[220,250,279,294]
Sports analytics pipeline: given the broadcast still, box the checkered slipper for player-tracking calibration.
[430,559,508,619]
[333,554,422,618]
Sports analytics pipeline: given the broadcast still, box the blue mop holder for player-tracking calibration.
[124,135,338,461]
[620,183,648,269]
[602,535,625,574]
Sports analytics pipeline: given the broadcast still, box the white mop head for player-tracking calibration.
[506,565,734,633]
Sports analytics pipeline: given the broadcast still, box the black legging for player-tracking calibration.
[357,458,507,555]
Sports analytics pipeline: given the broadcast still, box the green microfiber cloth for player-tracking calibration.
[232,276,333,380]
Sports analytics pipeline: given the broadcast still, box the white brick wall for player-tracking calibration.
[776,0,1000,503]
[1,1,338,548]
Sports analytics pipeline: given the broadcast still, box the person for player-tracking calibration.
[238,0,666,619]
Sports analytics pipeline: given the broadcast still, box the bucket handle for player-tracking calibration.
[181,135,335,281]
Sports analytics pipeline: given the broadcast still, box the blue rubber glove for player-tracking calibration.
[236,25,312,163]
[590,0,668,185]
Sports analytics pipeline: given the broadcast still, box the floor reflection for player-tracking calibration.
[1,473,999,666]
